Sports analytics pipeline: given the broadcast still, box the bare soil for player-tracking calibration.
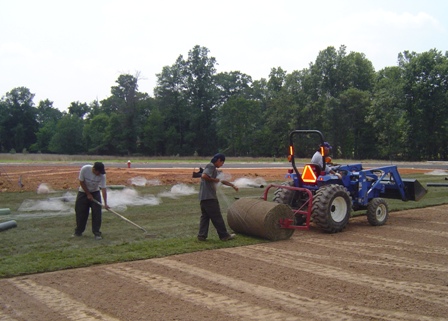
[1,165,447,320]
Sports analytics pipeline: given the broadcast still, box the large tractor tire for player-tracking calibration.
[273,181,297,205]
[273,181,307,225]
[311,184,351,233]
[366,198,389,226]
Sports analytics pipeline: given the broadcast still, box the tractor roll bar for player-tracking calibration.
[289,130,326,179]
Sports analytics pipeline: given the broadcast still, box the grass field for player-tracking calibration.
[1,165,447,278]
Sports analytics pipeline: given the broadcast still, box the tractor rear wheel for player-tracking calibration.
[366,198,389,226]
[273,181,307,225]
[311,184,351,233]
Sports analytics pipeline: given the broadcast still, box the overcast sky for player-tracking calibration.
[1,0,447,111]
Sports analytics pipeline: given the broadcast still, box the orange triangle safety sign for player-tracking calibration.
[302,165,317,183]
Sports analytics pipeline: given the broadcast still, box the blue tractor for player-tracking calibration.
[267,130,427,233]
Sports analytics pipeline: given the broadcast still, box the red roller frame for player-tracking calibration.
[262,184,313,230]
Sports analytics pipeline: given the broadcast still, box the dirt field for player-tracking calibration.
[1,165,447,320]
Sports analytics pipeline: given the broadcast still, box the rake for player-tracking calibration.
[92,199,156,238]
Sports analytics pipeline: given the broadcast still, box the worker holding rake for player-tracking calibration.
[197,153,238,242]
[73,162,110,240]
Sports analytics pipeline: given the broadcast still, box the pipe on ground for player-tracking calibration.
[0,220,17,232]
[227,198,294,241]
[0,208,11,215]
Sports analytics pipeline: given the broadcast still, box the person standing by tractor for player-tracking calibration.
[311,142,342,179]
[73,162,110,240]
[197,153,238,241]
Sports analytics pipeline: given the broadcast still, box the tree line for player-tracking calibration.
[1,45,447,161]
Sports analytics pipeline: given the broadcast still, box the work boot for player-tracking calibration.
[221,233,236,241]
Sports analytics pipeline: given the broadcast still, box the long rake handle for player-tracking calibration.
[92,199,148,233]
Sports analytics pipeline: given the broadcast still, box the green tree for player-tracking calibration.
[0,87,38,152]
[337,88,374,158]
[154,57,188,155]
[217,97,264,156]
[30,99,63,152]
[141,106,165,155]
[49,114,84,154]
[155,45,219,156]
[101,74,145,155]
[83,113,110,154]
[184,45,219,155]
[36,99,62,125]
[35,121,58,153]
[367,66,408,160]
[302,45,375,158]
[68,101,90,118]
[399,49,448,160]
[215,71,252,105]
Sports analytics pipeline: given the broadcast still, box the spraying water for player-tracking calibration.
[15,183,197,217]
[158,184,196,199]
[128,176,161,186]
[37,183,55,194]
[233,177,267,189]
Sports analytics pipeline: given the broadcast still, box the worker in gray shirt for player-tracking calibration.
[197,153,238,241]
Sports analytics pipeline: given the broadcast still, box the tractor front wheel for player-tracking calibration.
[366,198,389,226]
[312,184,351,233]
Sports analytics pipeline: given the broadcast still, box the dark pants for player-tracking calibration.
[74,191,102,236]
[198,199,230,240]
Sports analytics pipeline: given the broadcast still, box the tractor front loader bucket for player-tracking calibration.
[383,178,427,201]
[403,179,428,201]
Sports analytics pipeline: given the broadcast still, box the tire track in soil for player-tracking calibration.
[149,257,432,321]
[150,259,352,321]
[0,310,19,321]
[349,233,448,255]
[105,266,300,321]
[223,246,448,308]
[384,225,448,238]
[298,238,448,272]
[6,278,120,321]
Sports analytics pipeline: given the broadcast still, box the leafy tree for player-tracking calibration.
[217,97,264,156]
[141,106,165,155]
[29,99,63,153]
[49,114,84,154]
[36,99,62,125]
[101,74,146,155]
[399,49,448,160]
[155,45,219,156]
[337,88,374,158]
[83,113,110,154]
[34,121,58,153]
[184,45,219,155]
[302,45,375,158]
[367,67,408,160]
[155,57,188,155]
[0,87,38,152]
[68,101,90,118]
[214,71,253,105]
